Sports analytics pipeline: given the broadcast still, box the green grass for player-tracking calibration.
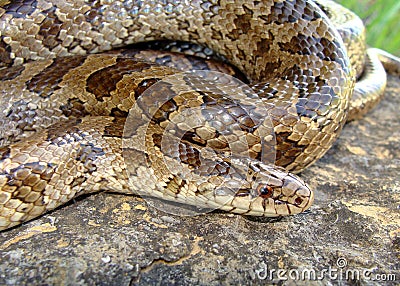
[336,0,400,56]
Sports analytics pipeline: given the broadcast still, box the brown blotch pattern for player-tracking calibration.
[45,118,83,145]
[0,65,25,81]
[135,78,160,99]
[231,5,254,39]
[262,0,320,25]
[0,147,11,161]
[75,143,105,173]
[178,141,202,169]
[86,59,152,101]
[8,162,57,203]
[275,132,306,167]
[279,34,343,65]
[164,175,187,195]
[27,56,87,98]
[0,37,13,67]
[104,117,126,138]
[60,98,89,118]
[38,6,64,50]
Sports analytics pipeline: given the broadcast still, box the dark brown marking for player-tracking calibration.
[46,118,83,145]
[0,37,14,67]
[104,117,126,138]
[0,147,11,161]
[26,56,87,98]
[0,65,25,81]
[60,98,89,117]
[261,0,321,25]
[165,175,187,195]
[70,176,87,188]
[182,130,207,147]
[279,34,344,66]
[148,98,179,125]
[178,142,202,168]
[75,143,105,173]
[179,140,232,176]
[135,78,160,99]
[38,6,63,49]
[255,37,275,60]
[110,109,129,118]
[232,5,253,38]
[151,133,162,148]
[86,59,152,101]
[7,162,56,203]
[274,132,307,168]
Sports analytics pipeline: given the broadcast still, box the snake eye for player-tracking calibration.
[257,184,274,199]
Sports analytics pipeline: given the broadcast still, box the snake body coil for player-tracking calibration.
[0,0,397,230]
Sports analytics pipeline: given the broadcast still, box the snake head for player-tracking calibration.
[214,161,314,217]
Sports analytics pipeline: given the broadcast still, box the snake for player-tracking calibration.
[0,0,399,231]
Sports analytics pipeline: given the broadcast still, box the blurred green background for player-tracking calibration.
[336,0,400,56]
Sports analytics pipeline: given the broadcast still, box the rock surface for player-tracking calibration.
[0,75,399,285]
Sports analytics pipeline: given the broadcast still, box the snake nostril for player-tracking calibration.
[294,197,303,205]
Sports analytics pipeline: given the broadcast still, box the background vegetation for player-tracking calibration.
[336,0,400,56]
